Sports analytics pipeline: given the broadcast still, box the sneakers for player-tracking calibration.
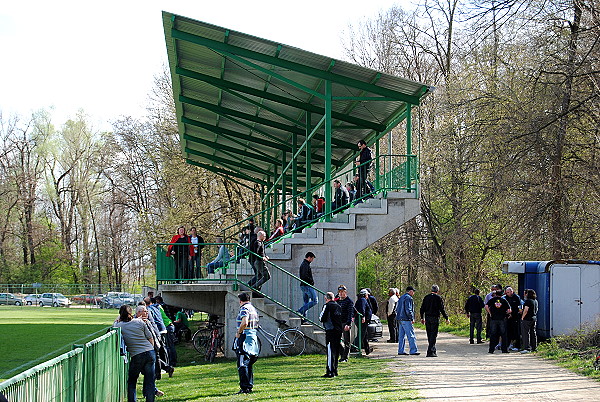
[520,349,530,354]
[410,352,421,356]
[236,389,252,394]
[510,347,520,351]
[387,339,397,343]
[477,340,485,344]
[398,352,409,356]
[322,373,335,378]
[339,358,349,363]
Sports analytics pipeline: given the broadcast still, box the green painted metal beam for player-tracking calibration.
[324,80,332,221]
[186,159,265,188]
[171,27,423,104]
[180,95,305,137]
[181,116,290,152]
[185,147,269,176]
[176,67,386,132]
[183,134,279,165]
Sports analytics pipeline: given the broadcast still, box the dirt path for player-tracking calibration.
[367,328,600,401]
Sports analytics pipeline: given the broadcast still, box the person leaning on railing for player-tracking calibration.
[114,305,156,402]
[267,219,285,242]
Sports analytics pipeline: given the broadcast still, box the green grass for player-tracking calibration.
[536,339,600,380]
[0,306,117,380]
[154,342,417,401]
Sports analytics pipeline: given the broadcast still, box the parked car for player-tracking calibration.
[39,293,71,307]
[367,314,383,340]
[101,292,134,309]
[0,293,24,306]
[24,294,42,305]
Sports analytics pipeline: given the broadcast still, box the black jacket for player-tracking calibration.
[464,294,485,314]
[420,293,448,320]
[298,259,314,286]
[368,295,378,315]
[337,296,354,327]
[249,238,265,264]
[320,301,343,331]
[358,147,373,170]
[333,186,349,208]
[355,296,372,322]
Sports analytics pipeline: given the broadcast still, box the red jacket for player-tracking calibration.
[166,235,195,257]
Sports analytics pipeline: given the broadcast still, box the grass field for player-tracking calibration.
[155,342,417,401]
[0,306,118,380]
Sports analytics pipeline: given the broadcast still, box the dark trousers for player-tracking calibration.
[189,253,202,278]
[325,330,342,375]
[353,321,369,353]
[127,350,156,402]
[521,319,537,351]
[164,324,177,366]
[175,256,188,280]
[469,313,483,342]
[357,166,369,198]
[387,313,397,341]
[248,260,271,290]
[425,316,440,355]
[235,335,258,392]
[340,328,351,360]
[488,319,508,353]
[506,317,521,348]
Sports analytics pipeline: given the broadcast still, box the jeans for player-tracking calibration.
[488,319,507,353]
[206,260,224,274]
[235,334,258,392]
[469,313,483,341]
[189,253,201,278]
[397,320,418,354]
[297,286,318,316]
[521,319,537,351]
[127,350,156,402]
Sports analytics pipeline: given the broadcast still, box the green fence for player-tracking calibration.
[0,328,126,401]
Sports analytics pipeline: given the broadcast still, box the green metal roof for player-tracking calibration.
[163,11,432,188]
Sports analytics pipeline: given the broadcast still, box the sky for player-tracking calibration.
[0,0,409,130]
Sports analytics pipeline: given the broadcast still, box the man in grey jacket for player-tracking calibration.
[395,286,419,355]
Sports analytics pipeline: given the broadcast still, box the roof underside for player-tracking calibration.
[163,11,431,188]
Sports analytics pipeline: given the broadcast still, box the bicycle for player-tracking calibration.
[256,319,306,357]
[192,319,224,362]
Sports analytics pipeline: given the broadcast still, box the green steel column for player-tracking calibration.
[292,133,298,208]
[406,104,412,191]
[281,151,286,217]
[305,113,312,205]
[375,137,380,190]
[266,176,272,231]
[388,131,393,188]
[324,80,332,221]
[260,185,265,229]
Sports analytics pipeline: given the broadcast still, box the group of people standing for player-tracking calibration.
[466,284,538,354]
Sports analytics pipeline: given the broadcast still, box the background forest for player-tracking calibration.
[1,0,599,311]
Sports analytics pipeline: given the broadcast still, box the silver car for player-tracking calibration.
[24,294,42,305]
[39,293,71,307]
[0,293,24,306]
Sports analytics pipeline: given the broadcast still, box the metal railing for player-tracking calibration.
[0,328,126,401]
[220,154,417,242]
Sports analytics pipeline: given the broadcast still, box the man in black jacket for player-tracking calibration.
[465,288,485,344]
[420,285,450,357]
[336,285,354,362]
[332,179,349,211]
[297,252,317,321]
[248,231,270,292]
[355,140,373,198]
[354,289,373,355]
[319,292,343,377]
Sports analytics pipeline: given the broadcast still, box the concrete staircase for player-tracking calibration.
[159,190,419,356]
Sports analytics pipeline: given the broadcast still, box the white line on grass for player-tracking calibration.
[2,327,110,379]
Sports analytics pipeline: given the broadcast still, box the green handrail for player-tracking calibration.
[220,154,417,242]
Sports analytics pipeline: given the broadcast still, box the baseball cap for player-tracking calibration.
[359,289,368,295]
[406,286,416,292]
[337,285,347,291]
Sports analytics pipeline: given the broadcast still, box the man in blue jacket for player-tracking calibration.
[396,286,419,355]
[354,289,373,355]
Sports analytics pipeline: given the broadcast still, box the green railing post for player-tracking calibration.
[357,312,363,357]
[324,80,332,221]
[281,151,286,217]
[375,137,380,189]
[406,104,412,191]
[305,113,312,206]
[292,132,298,211]
[388,132,393,189]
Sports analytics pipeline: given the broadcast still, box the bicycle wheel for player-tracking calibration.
[192,329,211,355]
[277,329,305,356]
